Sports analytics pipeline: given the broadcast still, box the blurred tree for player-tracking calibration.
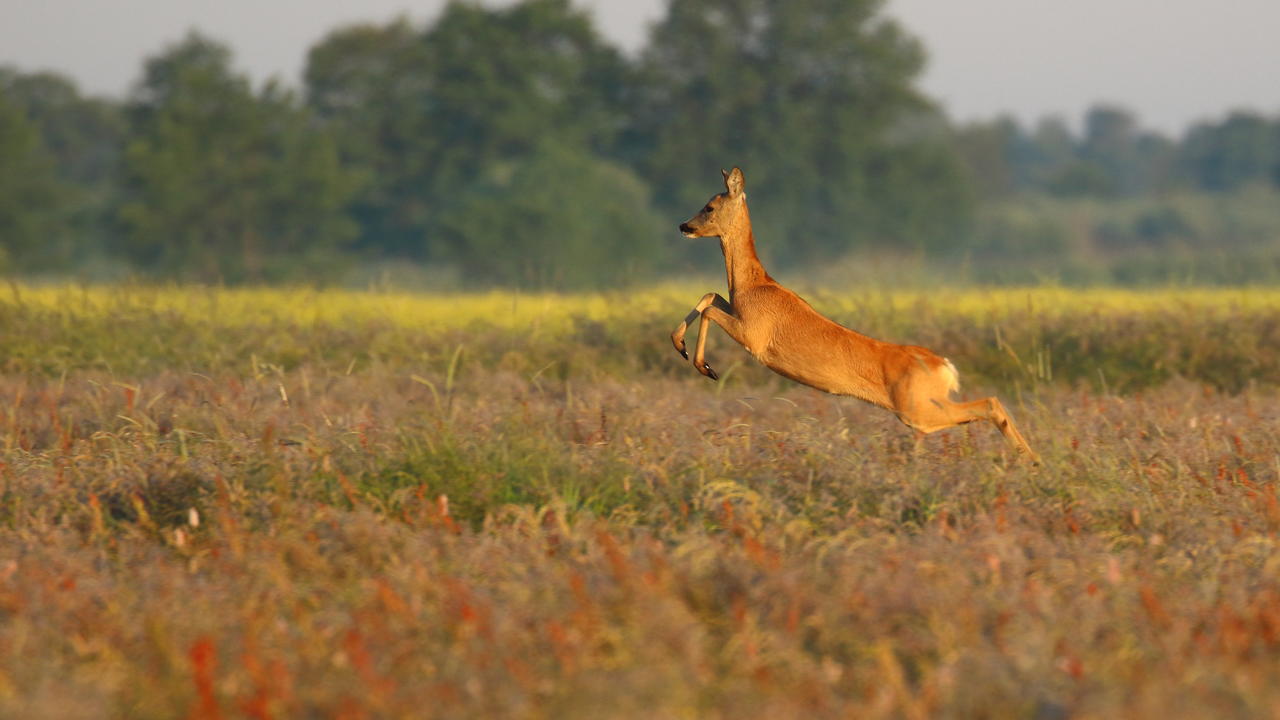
[1178,111,1279,192]
[1018,117,1077,190]
[1080,106,1139,195]
[421,0,629,174]
[952,116,1020,198]
[0,91,71,272]
[10,0,1280,284]
[1045,161,1114,197]
[1,69,126,266]
[954,110,1177,201]
[861,133,973,252]
[1077,106,1176,196]
[1,70,124,190]
[1028,118,1075,166]
[1130,131,1176,194]
[305,0,632,263]
[120,32,358,282]
[628,0,971,264]
[305,19,429,258]
[436,141,667,289]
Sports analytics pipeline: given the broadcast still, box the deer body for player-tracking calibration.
[673,167,1038,461]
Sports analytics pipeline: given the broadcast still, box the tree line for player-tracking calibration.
[3,0,1280,287]
[956,106,1280,200]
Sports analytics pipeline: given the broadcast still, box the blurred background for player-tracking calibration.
[2,0,1279,288]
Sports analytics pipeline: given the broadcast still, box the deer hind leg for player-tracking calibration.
[905,396,1040,463]
[982,397,1039,462]
[671,293,728,359]
[692,302,747,381]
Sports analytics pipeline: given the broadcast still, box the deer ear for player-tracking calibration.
[725,166,745,197]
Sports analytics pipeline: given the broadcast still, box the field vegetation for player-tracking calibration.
[3,285,1280,718]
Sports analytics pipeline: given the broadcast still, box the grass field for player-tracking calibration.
[3,284,1280,718]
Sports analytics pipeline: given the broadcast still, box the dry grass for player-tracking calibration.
[2,286,1280,718]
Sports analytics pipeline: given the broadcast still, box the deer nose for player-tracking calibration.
[678,222,692,234]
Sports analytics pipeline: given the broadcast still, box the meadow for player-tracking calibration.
[3,284,1280,718]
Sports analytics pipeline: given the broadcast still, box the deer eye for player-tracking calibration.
[703,205,714,213]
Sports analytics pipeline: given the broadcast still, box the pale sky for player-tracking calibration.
[1,0,1277,136]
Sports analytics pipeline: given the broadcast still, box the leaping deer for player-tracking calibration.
[672,167,1039,462]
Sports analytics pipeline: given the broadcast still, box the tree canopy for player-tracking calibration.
[118,33,357,282]
[3,1,1280,286]
[628,0,969,264]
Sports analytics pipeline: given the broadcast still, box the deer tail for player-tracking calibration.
[941,358,960,395]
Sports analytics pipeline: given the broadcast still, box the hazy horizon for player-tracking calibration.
[2,0,1277,135]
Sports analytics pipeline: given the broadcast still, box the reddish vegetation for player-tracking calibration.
[1,298,1280,716]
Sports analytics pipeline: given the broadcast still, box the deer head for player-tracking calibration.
[679,167,747,238]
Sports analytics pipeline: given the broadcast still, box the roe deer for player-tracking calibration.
[671,167,1039,462]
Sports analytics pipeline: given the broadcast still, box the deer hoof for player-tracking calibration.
[703,364,719,381]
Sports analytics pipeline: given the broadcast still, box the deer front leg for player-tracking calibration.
[693,302,747,381]
[671,293,728,360]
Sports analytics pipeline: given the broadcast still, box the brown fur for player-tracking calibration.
[672,167,1039,462]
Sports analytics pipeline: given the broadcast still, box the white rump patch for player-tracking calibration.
[941,358,960,395]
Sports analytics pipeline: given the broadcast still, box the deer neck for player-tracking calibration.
[719,204,769,299]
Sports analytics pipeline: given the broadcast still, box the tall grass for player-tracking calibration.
[5,284,1280,390]
[1,285,1279,717]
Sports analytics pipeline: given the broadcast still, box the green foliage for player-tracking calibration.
[0,90,71,271]
[858,134,975,251]
[305,20,437,258]
[1179,111,1280,192]
[1045,160,1116,198]
[420,0,628,163]
[952,104,1280,202]
[952,116,1021,199]
[630,0,971,264]
[968,196,1069,259]
[436,142,668,288]
[8,285,1280,397]
[119,33,358,282]
[305,0,631,265]
[1,69,125,192]
[1,71,126,271]
[5,1,1280,284]
[964,188,1280,285]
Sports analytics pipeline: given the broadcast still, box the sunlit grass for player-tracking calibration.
[6,283,643,332]
[8,283,1280,329]
[3,284,1280,716]
[5,283,1280,392]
